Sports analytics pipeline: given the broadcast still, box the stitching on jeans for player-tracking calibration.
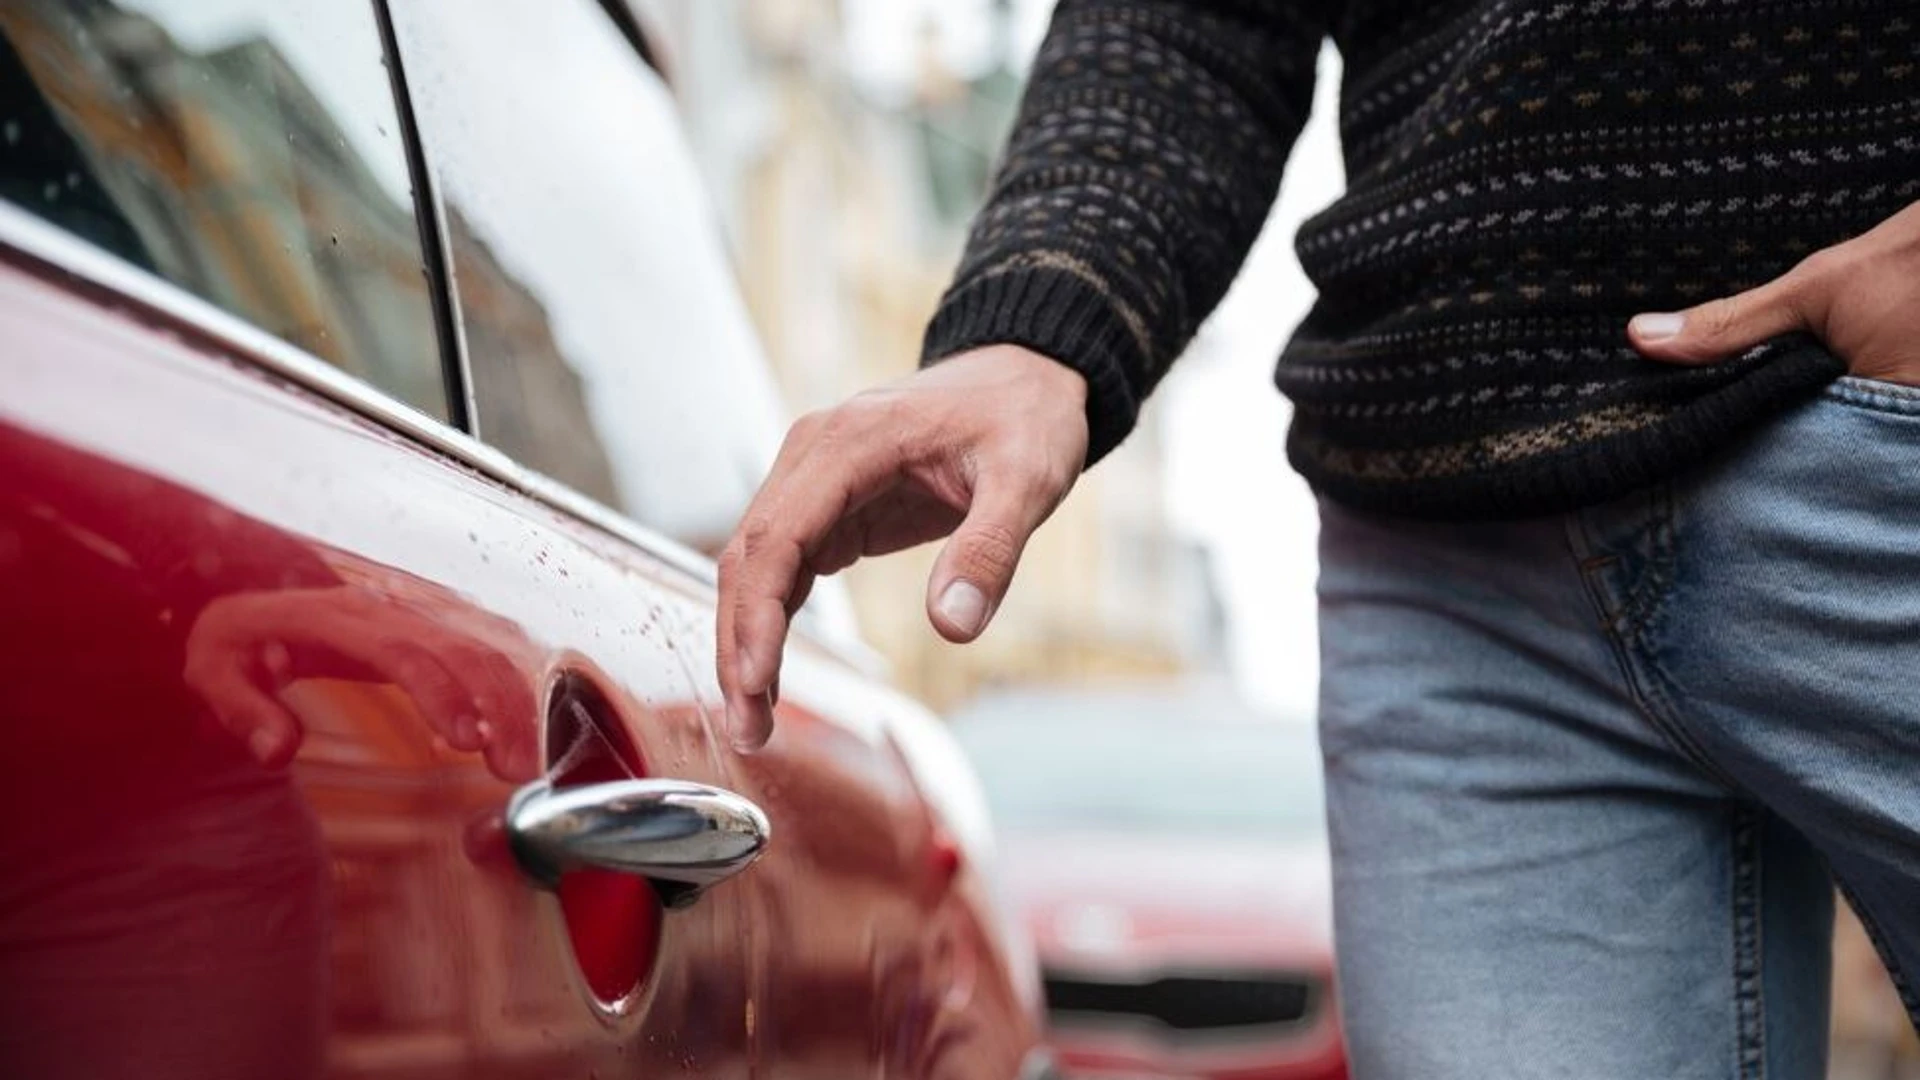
[1615,492,1818,803]
[1836,879,1920,1027]
[1827,377,1920,414]
[1731,808,1766,1080]
[1574,468,1920,1050]
[1620,489,1751,791]
[1617,484,1676,644]
[1611,495,1920,1052]
[1575,486,1673,645]
[1625,649,1748,793]
[1570,488,1745,790]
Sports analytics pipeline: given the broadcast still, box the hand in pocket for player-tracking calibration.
[1628,199,1920,386]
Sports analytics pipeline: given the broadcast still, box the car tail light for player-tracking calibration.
[546,674,662,1009]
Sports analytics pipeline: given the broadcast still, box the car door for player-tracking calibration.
[0,2,759,1077]
[380,3,1044,1075]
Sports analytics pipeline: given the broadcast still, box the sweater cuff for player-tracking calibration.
[920,266,1145,468]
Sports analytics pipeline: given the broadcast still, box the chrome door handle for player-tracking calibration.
[505,778,770,907]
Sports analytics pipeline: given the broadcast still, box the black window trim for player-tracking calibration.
[0,197,722,584]
[372,0,475,434]
[0,199,884,669]
[0,0,876,668]
[595,0,662,76]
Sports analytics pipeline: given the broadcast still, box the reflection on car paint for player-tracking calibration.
[0,236,1041,1075]
[0,277,752,1077]
[0,0,1046,1068]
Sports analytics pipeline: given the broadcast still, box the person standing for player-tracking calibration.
[715,2,1920,1073]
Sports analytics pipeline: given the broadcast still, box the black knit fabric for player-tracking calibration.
[922,0,1918,519]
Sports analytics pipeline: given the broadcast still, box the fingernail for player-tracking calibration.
[449,714,480,750]
[723,698,749,749]
[248,728,282,764]
[937,581,988,637]
[1631,312,1686,341]
[726,701,765,753]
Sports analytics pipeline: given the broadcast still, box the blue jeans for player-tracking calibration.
[1318,376,1920,1078]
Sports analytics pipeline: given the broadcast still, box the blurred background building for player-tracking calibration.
[632,0,1253,714]
[632,0,1913,1073]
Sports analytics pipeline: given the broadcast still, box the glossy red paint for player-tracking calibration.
[548,679,664,1008]
[0,249,1041,1077]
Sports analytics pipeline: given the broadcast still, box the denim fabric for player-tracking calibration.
[1318,375,1920,1078]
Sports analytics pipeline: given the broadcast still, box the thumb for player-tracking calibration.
[1629,268,1821,365]
[926,482,1044,644]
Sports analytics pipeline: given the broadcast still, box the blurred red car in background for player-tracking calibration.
[956,687,1347,1080]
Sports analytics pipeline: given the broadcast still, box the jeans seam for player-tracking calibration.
[1827,376,1920,414]
[1618,484,1675,641]
[1619,645,1748,793]
[1568,489,1668,640]
[1568,489,1746,792]
[1591,482,1920,1050]
[1731,807,1766,1080]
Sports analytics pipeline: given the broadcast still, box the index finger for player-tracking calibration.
[718,427,904,746]
[714,539,767,749]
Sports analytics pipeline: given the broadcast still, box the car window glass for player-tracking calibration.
[389,0,786,555]
[0,0,447,420]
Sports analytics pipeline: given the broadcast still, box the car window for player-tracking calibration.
[388,0,787,556]
[0,0,449,420]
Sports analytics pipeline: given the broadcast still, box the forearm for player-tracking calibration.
[923,0,1331,464]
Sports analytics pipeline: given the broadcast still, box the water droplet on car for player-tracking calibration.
[41,182,58,202]
[2,121,19,145]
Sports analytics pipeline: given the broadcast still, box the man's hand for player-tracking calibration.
[185,581,539,778]
[1630,200,1920,383]
[717,345,1090,751]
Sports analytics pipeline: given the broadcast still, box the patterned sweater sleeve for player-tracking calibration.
[920,0,1331,466]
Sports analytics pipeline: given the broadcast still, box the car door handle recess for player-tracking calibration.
[506,778,770,907]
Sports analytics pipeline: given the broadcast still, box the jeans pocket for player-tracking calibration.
[1823,374,1920,417]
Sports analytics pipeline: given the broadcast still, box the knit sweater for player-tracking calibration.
[921,0,1920,519]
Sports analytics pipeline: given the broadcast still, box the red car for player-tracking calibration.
[954,688,1347,1080]
[0,1,1047,1076]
